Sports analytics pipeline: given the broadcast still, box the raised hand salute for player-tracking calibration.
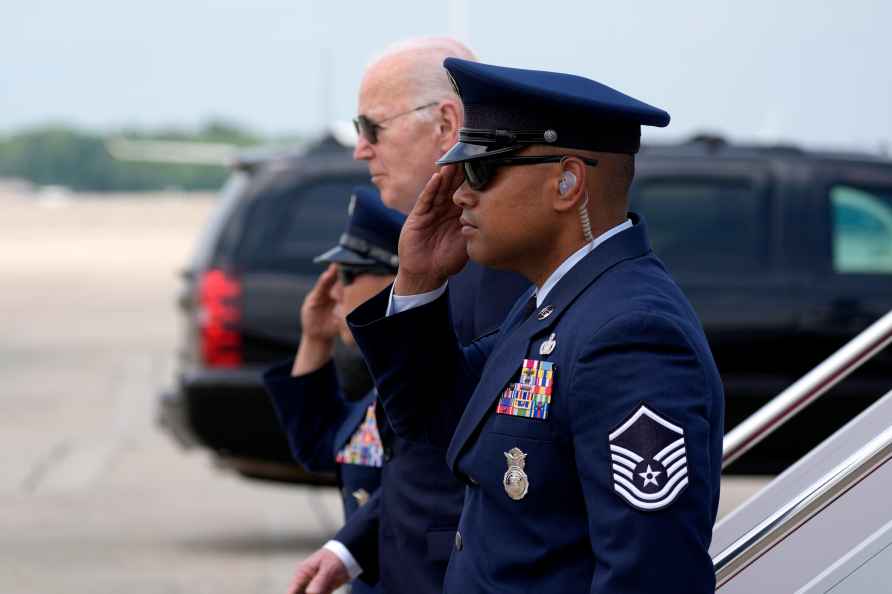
[393,164,468,296]
[292,264,342,376]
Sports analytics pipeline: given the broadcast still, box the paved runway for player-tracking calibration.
[0,189,767,593]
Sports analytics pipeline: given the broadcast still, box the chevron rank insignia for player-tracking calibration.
[608,404,688,511]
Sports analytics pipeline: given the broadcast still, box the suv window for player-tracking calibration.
[631,177,768,275]
[237,176,367,274]
[830,184,892,274]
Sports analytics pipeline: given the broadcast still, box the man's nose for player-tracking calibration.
[353,135,374,160]
[452,182,478,208]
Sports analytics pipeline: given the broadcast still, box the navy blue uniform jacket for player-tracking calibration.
[264,361,382,518]
[264,361,383,594]
[348,217,724,594]
[266,262,528,594]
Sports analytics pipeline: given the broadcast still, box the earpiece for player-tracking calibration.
[559,171,577,195]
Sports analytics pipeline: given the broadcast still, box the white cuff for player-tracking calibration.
[386,282,448,316]
[323,540,362,579]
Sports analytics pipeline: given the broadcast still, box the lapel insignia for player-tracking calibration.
[503,447,529,500]
[537,305,554,320]
[539,333,557,355]
[608,404,688,511]
[496,359,554,419]
[352,488,370,507]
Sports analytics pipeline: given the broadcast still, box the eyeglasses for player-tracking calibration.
[462,155,599,191]
[353,102,438,144]
[337,264,394,286]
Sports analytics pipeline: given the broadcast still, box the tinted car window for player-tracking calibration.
[189,171,251,271]
[830,184,892,274]
[237,176,365,274]
[631,178,767,275]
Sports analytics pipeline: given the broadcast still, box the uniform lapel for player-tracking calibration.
[446,217,652,471]
[334,391,377,455]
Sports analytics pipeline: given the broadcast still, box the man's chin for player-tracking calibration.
[375,184,401,211]
[467,240,518,275]
[466,240,495,268]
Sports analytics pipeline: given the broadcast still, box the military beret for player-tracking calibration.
[438,58,670,164]
[314,186,405,270]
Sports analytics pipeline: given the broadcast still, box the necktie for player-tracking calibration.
[522,292,538,319]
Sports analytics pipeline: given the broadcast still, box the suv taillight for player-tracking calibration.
[198,269,242,368]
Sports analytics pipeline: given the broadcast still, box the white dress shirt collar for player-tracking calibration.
[535,218,633,307]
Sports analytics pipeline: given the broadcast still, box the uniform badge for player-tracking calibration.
[539,333,557,356]
[352,488,370,507]
[503,447,529,500]
[496,359,554,419]
[537,305,554,320]
[608,404,688,511]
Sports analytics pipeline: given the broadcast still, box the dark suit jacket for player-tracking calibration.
[265,263,529,594]
[348,216,724,594]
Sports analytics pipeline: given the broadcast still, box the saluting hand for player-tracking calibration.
[292,265,341,376]
[394,164,468,295]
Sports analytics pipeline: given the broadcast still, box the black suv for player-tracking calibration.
[159,135,892,477]
[159,135,372,484]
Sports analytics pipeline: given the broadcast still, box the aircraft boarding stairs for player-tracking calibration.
[711,310,892,593]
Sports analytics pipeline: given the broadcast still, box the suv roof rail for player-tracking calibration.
[680,133,810,157]
[228,129,355,172]
[758,143,805,155]
[228,145,307,171]
[686,132,729,154]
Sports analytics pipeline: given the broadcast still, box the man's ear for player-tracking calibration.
[437,100,462,150]
[552,156,587,213]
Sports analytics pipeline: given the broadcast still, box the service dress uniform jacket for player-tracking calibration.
[264,361,383,594]
[265,263,529,594]
[264,361,382,518]
[348,216,724,594]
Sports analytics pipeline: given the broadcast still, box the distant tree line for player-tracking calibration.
[0,120,275,192]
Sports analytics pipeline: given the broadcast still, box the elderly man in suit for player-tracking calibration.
[283,40,528,594]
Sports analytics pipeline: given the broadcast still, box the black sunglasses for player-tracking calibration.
[337,264,394,286]
[352,102,438,144]
[462,155,599,191]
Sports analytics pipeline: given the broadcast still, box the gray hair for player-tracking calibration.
[369,37,477,121]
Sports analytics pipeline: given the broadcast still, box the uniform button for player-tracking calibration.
[454,530,463,551]
[382,446,393,462]
[468,475,479,485]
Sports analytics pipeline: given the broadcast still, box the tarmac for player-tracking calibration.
[0,189,768,593]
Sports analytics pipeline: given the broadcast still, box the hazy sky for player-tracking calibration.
[3,0,890,152]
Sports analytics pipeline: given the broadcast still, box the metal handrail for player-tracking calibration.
[714,405,892,587]
[723,310,892,468]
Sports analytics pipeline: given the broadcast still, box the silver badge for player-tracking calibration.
[544,129,558,143]
[537,305,554,320]
[352,488,370,507]
[539,333,557,355]
[503,447,529,500]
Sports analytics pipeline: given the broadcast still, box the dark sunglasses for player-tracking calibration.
[352,102,438,144]
[337,264,394,286]
[462,155,599,191]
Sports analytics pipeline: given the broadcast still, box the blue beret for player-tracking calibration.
[438,58,670,164]
[314,186,405,269]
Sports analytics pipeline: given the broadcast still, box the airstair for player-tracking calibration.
[711,311,892,593]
